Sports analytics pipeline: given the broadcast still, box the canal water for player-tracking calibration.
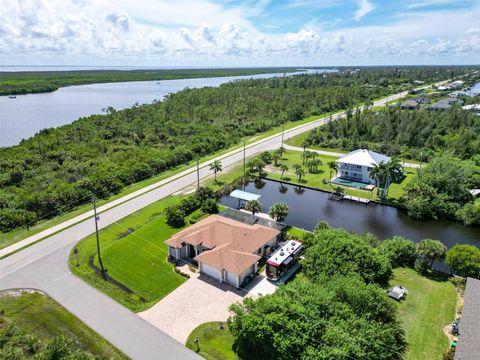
[220,179,480,249]
[0,69,334,147]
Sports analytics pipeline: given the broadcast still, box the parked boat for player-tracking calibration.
[8,96,16,99]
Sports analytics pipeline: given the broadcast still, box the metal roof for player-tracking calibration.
[336,149,391,167]
[229,189,261,202]
[455,277,480,360]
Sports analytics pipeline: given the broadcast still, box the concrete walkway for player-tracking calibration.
[140,270,277,345]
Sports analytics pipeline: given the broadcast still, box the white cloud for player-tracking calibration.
[354,0,375,21]
[0,0,478,66]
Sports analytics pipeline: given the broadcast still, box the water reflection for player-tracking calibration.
[220,179,480,249]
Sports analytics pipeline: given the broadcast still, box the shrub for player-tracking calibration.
[445,245,480,278]
[201,198,219,214]
[165,206,186,227]
[302,228,392,285]
[379,236,417,268]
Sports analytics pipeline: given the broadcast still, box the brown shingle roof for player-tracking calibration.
[165,215,280,275]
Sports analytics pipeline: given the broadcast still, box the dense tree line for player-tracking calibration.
[401,155,480,224]
[0,67,471,233]
[304,107,480,161]
[0,67,297,95]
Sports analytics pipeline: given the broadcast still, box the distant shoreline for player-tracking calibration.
[0,67,301,96]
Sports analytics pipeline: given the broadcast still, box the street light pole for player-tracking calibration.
[93,198,106,279]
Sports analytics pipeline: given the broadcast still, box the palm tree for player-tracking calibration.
[295,166,306,182]
[416,239,447,268]
[307,158,322,173]
[245,199,262,215]
[272,150,281,166]
[279,164,289,179]
[328,160,338,179]
[369,161,389,197]
[384,159,403,195]
[209,160,222,182]
[269,202,289,222]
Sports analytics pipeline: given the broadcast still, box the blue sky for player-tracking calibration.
[1,0,479,66]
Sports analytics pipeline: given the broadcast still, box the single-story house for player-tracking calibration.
[165,214,281,287]
[455,277,480,360]
[335,149,391,184]
[428,98,464,111]
[400,99,420,110]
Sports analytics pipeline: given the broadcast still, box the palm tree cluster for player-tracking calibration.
[368,159,403,198]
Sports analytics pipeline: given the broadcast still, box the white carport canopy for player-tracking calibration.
[229,190,261,202]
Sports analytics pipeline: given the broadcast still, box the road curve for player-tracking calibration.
[0,90,409,359]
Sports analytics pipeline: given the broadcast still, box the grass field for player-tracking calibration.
[186,322,239,360]
[390,268,457,360]
[70,194,190,312]
[69,163,245,312]
[264,149,416,204]
[0,290,126,358]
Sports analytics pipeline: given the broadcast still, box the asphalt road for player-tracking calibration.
[0,91,408,359]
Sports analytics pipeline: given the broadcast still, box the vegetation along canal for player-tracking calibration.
[221,179,480,249]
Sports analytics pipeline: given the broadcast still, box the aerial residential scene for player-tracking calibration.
[1,1,480,360]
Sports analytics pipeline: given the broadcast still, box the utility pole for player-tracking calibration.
[93,198,106,279]
[196,159,200,189]
[243,140,246,191]
[280,123,285,156]
[243,140,246,176]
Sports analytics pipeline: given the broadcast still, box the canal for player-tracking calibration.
[220,179,480,249]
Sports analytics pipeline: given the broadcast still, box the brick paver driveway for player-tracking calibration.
[139,269,277,344]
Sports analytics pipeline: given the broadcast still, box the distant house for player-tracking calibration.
[428,98,464,111]
[449,91,468,98]
[463,104,480,111]
[455,278,480,360]
[165,214,281,287]
[400,99,420,110]
[335,149,391,184]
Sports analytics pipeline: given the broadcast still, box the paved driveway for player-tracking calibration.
[139,270,277,344]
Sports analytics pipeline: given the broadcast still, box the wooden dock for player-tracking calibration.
[343,195,370,204]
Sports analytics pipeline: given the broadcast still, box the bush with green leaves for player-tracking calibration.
[164,206,186,228]
[456,198,480,226]
[445,245,480,278]
[302,228,392,285]
[201,199,219,214]
[379,236,417,268]
[415,238,447,269]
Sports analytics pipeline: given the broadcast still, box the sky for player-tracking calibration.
[1,0,479,67]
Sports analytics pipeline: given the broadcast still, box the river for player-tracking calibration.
[220,179,480,249]
[0,69,334,147]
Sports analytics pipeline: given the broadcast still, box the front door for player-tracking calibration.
[188,244,195,258]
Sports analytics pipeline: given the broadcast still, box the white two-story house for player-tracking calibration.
[335,149,391,184]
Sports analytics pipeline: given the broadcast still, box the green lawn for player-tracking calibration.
[70,163,245,312]
[0,290,126,358]
[70,195,190,312]
[265,149,415,204]
[390,268,457,360]
[186,322,239,360]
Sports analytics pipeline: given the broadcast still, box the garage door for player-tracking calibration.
[201,263,221,280]
[226,271,238,287]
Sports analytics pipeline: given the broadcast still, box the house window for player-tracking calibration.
[356,165,361,169]
[367,167,372,172]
